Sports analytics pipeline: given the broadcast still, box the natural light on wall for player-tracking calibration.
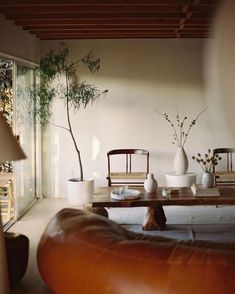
[92,136,101,180]
[92,136,100,161]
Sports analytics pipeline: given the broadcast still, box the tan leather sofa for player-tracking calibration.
[37,208,235,294]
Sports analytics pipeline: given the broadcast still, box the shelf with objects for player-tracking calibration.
[0,173,14,224]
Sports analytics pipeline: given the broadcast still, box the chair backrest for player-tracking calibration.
[213,148,235,185]
[107,149,149,186]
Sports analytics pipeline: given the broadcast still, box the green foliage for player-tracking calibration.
[31,43,108,180]
[0,58,13,91]
[32,44,107,126]
[0,58,14,172]
[61,81,108,110]
[31,83,56,127]
[0,58,13,125]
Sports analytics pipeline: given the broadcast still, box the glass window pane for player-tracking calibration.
[14,64,36,216]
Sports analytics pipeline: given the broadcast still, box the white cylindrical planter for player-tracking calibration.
[173,146,188,175]
[201,173,214,188]
[144,173,158,193]
[165,172,196,188]
[67,178,94,205]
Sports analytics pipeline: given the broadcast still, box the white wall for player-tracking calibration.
[0,15,39,62]
[41,39,215,198]
[0,5,234,199]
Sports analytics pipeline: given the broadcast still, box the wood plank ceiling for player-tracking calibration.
[0,0,222,40]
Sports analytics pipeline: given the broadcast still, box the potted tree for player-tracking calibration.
[32,44,108,205]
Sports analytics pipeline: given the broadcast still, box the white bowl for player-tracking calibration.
[111,188,140,200]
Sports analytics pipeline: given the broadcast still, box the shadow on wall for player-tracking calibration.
[44,39,204,88]
[204,0,235,146]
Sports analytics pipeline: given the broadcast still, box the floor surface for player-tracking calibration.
[8,198,235,293]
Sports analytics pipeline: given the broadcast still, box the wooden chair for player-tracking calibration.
[213,148,235,185]
[107,149,149,186]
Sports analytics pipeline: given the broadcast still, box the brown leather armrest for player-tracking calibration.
[37,208,235,294]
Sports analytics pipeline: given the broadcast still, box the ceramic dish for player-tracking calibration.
[111,188,140,200]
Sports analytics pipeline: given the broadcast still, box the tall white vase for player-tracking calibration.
[144,173,158,193]
[173,146,188,175]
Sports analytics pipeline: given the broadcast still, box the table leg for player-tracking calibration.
[142,205,166,231]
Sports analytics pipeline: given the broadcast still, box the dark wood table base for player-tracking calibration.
[142,206,166,231]
[89,207,109,218]
[90,205,166,231]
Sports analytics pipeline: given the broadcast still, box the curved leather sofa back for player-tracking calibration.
[37,208,235,294]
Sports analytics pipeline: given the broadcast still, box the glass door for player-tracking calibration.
[0,57,14,226]
[14,64,37,217]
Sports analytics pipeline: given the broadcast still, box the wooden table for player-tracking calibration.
[92,186,235,231]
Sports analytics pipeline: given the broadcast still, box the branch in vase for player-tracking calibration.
[155,108,207,147]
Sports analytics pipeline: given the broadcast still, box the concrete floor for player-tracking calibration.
[8,198,235,293]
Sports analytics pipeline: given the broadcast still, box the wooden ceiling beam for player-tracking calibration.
[36,32,209,40]
[184,23,211,28]
[30,29,177,35]
[0,4,219,14]
[39,35,180,40]
[0,0,221,40]
[0,1,194,6]
[26,25,211,32]
[0,0,220,6]
[0,5,185,14]
[38,34,180,39]
[6,12,187,20]
[15,18,211,26]
[185,18,211,24]
[5,12,214,21]
[33,29,209,36]
[23,24,184,30]
[15,19,181,26]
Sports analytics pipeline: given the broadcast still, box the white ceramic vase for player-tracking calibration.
[201,172,214,188]
[144,173,158,193]
[67,178,94,205]
[173,146,188,175]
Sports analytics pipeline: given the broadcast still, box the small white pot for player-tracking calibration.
[201,173,214,188]
[144,173,158,193]
[67,178,94,206]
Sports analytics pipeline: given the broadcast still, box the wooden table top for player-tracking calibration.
[92,186,235,208]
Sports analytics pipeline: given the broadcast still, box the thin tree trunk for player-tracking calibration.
[65,71,84,181]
